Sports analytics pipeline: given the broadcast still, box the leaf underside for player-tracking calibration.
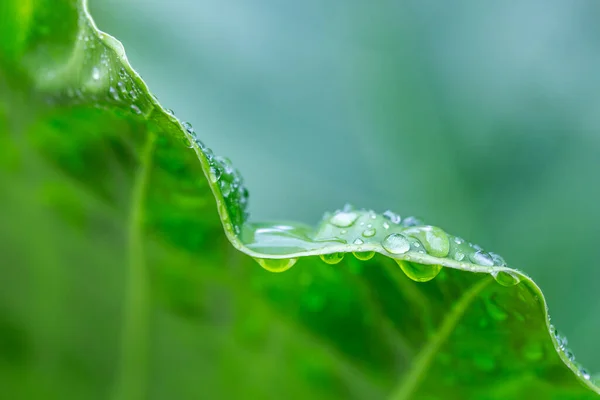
[0,1,598,399]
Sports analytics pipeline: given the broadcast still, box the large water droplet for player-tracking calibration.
[491,270,520,286]
[353,251,374,261]
[330,211,359,228]
[91,66,100,80]
[396,261,442,282]
[362,228,376,237]
[320,252,344,265]
[383,210,401,224]
[404,226,450,257]
[470,250,494,266]
[254,258,297,272]
[382,233,410,254]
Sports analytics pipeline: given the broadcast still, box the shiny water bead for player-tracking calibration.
[183,121,194,133]
[454,237,464,245]
[396,260,442,282]
[402,216,423,227]
[362,228,376,237]
[491,270,520,286]
[320,252,344,265]
[470,250,494,266]
[91,66,100,80]
[454,251,465,261]
[490,252,506,266]
[403,226,450,257]
[580,368,591,380]
[353,238,364,245]
[353,251,375,261]
[382,233,410,254]
[330,211,359,228]
[254,257,297,272]
[383,210,401,224]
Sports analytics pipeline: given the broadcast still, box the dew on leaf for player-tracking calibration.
[383,210,401,224]
[395,260,442,282]
[362,228,376,237]
[490,252,506,266]
[329,211,359,228]
[454,251,465,261]
[353,251,374,261]
[320,252,344,265]
[404,226,450,257]
[470,250,494,267]
[91,66,100,80]
[491,270,520,287]
[353,238,364,245]
[254,258,297,273]
[382,233,410,254]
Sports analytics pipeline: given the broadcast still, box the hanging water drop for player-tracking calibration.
[320,252,344,265]
[382,233,410,254]
[491,270,520,286]
[362,228,376,237]
[396,260,442,282]
[329,211,359,228]
[470,250,494,266]
[353,251,375,261]
[383,210,401,224]
[254,257,297,272]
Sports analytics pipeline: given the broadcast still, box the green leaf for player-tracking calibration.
[0,1,598,399]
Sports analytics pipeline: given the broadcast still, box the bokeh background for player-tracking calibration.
[91,0,600,371]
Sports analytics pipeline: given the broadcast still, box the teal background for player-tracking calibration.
[91,0,600,371]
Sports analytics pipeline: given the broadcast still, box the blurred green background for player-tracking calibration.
[90,0,600,371]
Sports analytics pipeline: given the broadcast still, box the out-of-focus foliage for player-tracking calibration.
[1,0,599,399]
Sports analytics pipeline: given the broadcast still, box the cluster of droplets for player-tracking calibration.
[180,120,249,234]
[52,27,149,118]
[306,205,520,287]
[549,324,592,381]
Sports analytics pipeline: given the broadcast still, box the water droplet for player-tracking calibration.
[130,104,142,115]
[183,121,194,134]
[580,368,591,380]
[330,211,359,228]
[362,228,376,237]
[556,333,568,349]
[396,261,442,282]
[491,270,520,286]
[166,108,175,116]
[402,216,423,227]
[565,350,575,362]
[320,252,344,265]
[353,238,364,245]
[470,250,494,266]
[404,226,450,257]
[382,233,410,254]
[353,251,374,261]
[91,66,100,80]
[454,251,465,261]
[382,222,390,229]
[383,210,401,224]
[117,80,127,94]
[220,180,231,197]
[254,258,297,272]
[108,86,120,101]
[454,237,464,245]
[209,166,222,183]
[489,252,506,266]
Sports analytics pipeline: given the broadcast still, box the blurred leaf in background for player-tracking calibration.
[90,0,600,371]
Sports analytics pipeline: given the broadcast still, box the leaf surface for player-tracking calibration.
[0,1,598,399]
